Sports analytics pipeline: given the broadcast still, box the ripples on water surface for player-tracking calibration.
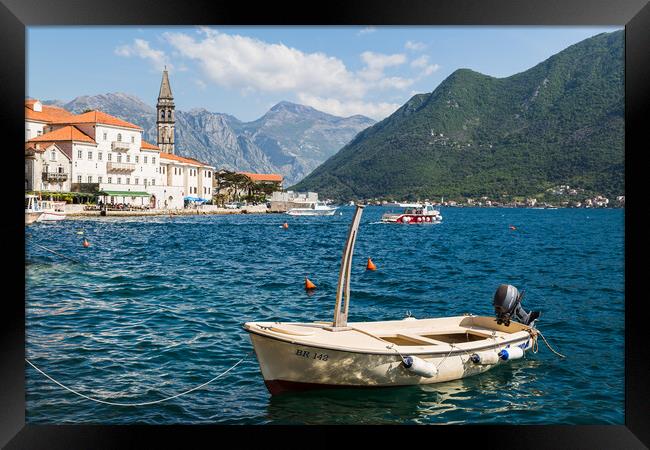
[25,207,624,424]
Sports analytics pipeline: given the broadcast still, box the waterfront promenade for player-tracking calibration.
[64,204,270,217]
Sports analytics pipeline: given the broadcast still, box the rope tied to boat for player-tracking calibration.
[25,350,253,407]
[535,329,566,359]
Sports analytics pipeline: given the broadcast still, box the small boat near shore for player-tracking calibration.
[37,200,67,222]
[381,202,442,224]
[245,205,540,395]
[25,195,44,225]
[286,201,338,216]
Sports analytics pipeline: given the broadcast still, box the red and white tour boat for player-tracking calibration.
[381,203,442,224]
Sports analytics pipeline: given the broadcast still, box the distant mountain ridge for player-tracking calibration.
[293,31,624,201]
[42,96,375,185]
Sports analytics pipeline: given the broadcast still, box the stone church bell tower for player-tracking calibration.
[157,67,175,154]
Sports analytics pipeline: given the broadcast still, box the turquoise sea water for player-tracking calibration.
[25,206,625,424]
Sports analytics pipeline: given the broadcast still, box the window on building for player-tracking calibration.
[103,133,107,141]
[131,136,135,143]
[135,156,139,163]
[78,150,82,159]
[98,176,103,183]
[144,156,148,164]
[50,150,56,161]
[135,178,139,185]
[126,178,130,185]
[117,177,121,184]
[151,179,155,186]
[117,133,122,142]
[98,152,103,161]
[87,175,92,183]
[126,155,130,163]
[107,177,112,184]
[108,153,112,161]
[88,151,93,160]
[77,175,82,183]
[152,157,156,164]
[117,154,122,163]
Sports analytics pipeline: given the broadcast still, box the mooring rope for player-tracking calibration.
[25,351,253,407]
[536,329,566,359]
[25,237,81,264]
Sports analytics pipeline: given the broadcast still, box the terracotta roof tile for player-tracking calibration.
[238,172,283,182]
[50,110,142,130]
[25,103,78,123]
[160,152,212,167]
[141,140,160,151]
[28,125,96,144]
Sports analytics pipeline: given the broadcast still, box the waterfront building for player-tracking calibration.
[269,190,319,212]
[238,172,283,190]
[23,68,214,208]
[24,99,77,140]
[25,142,71,192]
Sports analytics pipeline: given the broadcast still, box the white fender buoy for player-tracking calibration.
[498,346,524,361]
[402,355,438,378]
[470,351,500,365]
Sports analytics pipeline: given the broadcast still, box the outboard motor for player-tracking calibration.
[493,284,540,326]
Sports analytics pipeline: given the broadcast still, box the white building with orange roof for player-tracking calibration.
[25,68,216,209]
[25,142,71,192]
[25,99,77,140]
[148,151,214,209]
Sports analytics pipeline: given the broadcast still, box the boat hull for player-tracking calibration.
[25,211,43,225]
[286,209,337,216]
[381,214,441,224]
[248,330,531,395]
[37,211,66,222]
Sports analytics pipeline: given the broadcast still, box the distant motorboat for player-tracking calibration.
[286,202,338,216]
[25,194,43,225]
[36,200,67,222]
[381,202,442,224]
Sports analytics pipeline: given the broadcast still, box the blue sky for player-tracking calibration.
[27,26,621,122]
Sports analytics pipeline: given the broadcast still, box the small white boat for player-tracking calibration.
[25,195,44,225]
[286,201,338,216]
[36,200,67,222]
[381,202,442,224]
[245,205,540,395]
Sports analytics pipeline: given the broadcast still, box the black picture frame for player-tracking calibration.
[1,0,647,447]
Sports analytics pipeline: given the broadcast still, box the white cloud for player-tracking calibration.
[297,93,400,120]
[161,28,421,119]
[114,28,423,120]
[420,63,440,76]
[410,55,440,77]
[357,27,377,36]
[358,51,412,89]
[114,39,171,71]
[405,40,427,51]
[164,29,366,99]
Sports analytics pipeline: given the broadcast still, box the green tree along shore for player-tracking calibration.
[292,31,624,203]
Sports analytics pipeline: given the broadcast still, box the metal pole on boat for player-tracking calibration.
[332,204,365,328]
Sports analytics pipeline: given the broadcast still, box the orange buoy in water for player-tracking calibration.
[82,238,90,248]
[282,222,289,229]
[366,257,377,271]
[305,277,316,290]
[509,225,517,230]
